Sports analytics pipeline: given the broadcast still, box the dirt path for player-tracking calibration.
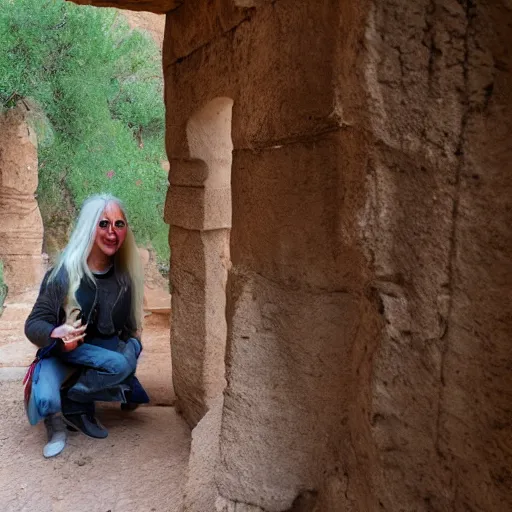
[0,291,190,512]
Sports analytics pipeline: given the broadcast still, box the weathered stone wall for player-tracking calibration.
[0,104,45,297]
[163,1,374,509]
[360,2,512,510]
[163,0,512,511]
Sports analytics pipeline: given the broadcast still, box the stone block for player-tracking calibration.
[164,0,250,63]
[230,0,341,148]
[2,255,46,297]
[217,271,361,511]
[170,227,229,426]
[171,228,208,425]
[165,185,204,230]
[436,73,512,510]
[203,188,231,230]
[164,0,342,153]
[166,185,231,231]
[168,158,208,187]
[230,131,367,292]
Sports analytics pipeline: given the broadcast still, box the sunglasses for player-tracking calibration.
[98,219,126,230]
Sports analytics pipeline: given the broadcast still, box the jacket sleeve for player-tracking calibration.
[24,270,64,349]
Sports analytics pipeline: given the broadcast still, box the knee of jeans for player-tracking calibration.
[37,393,61,417]
[107,352,133,379]
[128,338,142,358]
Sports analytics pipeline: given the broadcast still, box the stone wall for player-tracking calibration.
[162,1,512,510]
[360,2,512,510]
[0,104,45,297]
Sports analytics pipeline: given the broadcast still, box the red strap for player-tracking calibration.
[23,361,36,386]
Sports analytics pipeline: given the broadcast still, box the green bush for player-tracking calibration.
[0,0,169,265]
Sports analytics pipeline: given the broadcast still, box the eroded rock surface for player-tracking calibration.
[0,104,45,297]
[163,1,512,511]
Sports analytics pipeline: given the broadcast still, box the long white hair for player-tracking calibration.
[50,194,144,331]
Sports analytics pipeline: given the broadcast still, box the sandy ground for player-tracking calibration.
[0,291,190,512]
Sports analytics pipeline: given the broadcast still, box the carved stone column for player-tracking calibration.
[0,104,45,297]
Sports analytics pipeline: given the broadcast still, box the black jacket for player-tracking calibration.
[25,266,138,349]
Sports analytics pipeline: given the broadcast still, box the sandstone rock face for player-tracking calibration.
[359,2,512,510]
[0,104,45,297]
[163,1,512,511]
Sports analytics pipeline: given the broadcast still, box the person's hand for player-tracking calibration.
[51,320,87,352]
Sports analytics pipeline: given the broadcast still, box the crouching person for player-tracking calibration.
[24,194,149,458]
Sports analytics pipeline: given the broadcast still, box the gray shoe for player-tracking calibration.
[62,413,108,439]
[43,414,67,458]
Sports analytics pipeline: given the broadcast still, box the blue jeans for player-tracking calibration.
[32,356,72,418]
[34,337,140,418]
